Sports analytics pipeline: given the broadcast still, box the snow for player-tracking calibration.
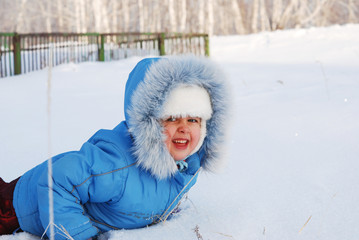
[1,24,359,240]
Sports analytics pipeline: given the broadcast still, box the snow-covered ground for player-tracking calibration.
[1,24,359,240]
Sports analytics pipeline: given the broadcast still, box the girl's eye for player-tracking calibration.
[166,117,177,122]
[188,118,200,123]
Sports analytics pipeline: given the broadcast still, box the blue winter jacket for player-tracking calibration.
[13,56,228,240]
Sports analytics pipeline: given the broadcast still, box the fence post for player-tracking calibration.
[98,34,105,61]
[158,33,166,56]
[204,35,210,57]
[13,33,21,75]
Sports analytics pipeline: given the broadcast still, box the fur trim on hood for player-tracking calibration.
[125,56,228,179]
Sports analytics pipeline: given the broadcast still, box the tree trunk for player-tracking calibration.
[207,0,214,35]
[278,0,299,29]
[197,0,205,33]
[148,0,158,32]
[101,0,110,33]
[138,0,144,32]
[56,0,64,32]
[294,0,308,28]
[231,0,246,34]
[299,0,330,27]
[348,0,356,23]
[251,0,259,33]
[15,0,28,32]
[46,1,52,32]
[75,0,81,32]
[168,0,176,32]
[218,0,228,35]
[92,0,101,32]
[80,0,87,32]
[179,0,187,33]
[188,0,195,33]
[112,0,118,32]
[259,0,270,31]
[122,0,130,32]
[272,0,283,30]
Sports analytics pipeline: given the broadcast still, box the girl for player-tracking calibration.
[0,56,228,240]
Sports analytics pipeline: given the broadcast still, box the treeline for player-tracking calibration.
[1,0,358,35]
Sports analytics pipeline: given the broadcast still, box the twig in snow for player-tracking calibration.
[299,215,312,233]
[193,225,204,240]
[316,60,330,100]
[215,231,234,238]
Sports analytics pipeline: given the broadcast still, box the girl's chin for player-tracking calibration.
[172,153,190,161]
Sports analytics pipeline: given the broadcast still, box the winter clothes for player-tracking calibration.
[12,56,228,240]
[0,178,20,234]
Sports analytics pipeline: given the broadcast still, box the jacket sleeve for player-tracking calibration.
[36,142,126,240]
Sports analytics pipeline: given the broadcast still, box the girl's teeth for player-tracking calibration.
[174,140,187,144]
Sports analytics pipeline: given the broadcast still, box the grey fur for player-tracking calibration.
[126,56,228,179]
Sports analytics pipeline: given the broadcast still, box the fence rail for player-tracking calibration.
[0,32,209,78]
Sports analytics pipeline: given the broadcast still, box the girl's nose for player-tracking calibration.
[178,120,190,133]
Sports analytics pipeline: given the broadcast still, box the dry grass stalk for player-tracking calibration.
[215,231,234,238]
[299,215,312,233]
[193,225,204,240]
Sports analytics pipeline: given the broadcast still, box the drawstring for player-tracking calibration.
[176,160,188,172]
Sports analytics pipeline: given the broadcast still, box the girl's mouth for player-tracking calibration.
[172,139,189,149]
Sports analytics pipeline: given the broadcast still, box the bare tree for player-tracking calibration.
[293,0,333,28]
[75,0,81,32]
[79,0,87,32]
[179,0,187,33]
[197,0,205,33]
[137,0,144,32]
[259,0,271,31]
[147,0,159,32]
[15,0,28,32]
[122,0,130,32]
[231,0,246,34]
[56,0,64,32]
[168,0,176,32]
[207,0,214,35]
[277,0,299,29]
[31,1,53,33]
[348,0,358,22]
[271,0,283,30]
[91,0,110,32]
[102,0,110,32]
[187,0,196,33]
[142,0,150,32]
[251,0,260,33]
[46,1,52,32]
[216,0,229,35]
[92,0,101,32]
[111,0,119,32]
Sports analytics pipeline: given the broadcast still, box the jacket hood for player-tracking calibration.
[124,56,228,179]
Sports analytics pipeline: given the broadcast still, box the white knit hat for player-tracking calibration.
[162,85,213,156]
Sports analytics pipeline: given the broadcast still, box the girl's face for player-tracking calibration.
[162,117,201,161]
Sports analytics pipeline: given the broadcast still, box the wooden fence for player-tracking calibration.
[0,32,209,78]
